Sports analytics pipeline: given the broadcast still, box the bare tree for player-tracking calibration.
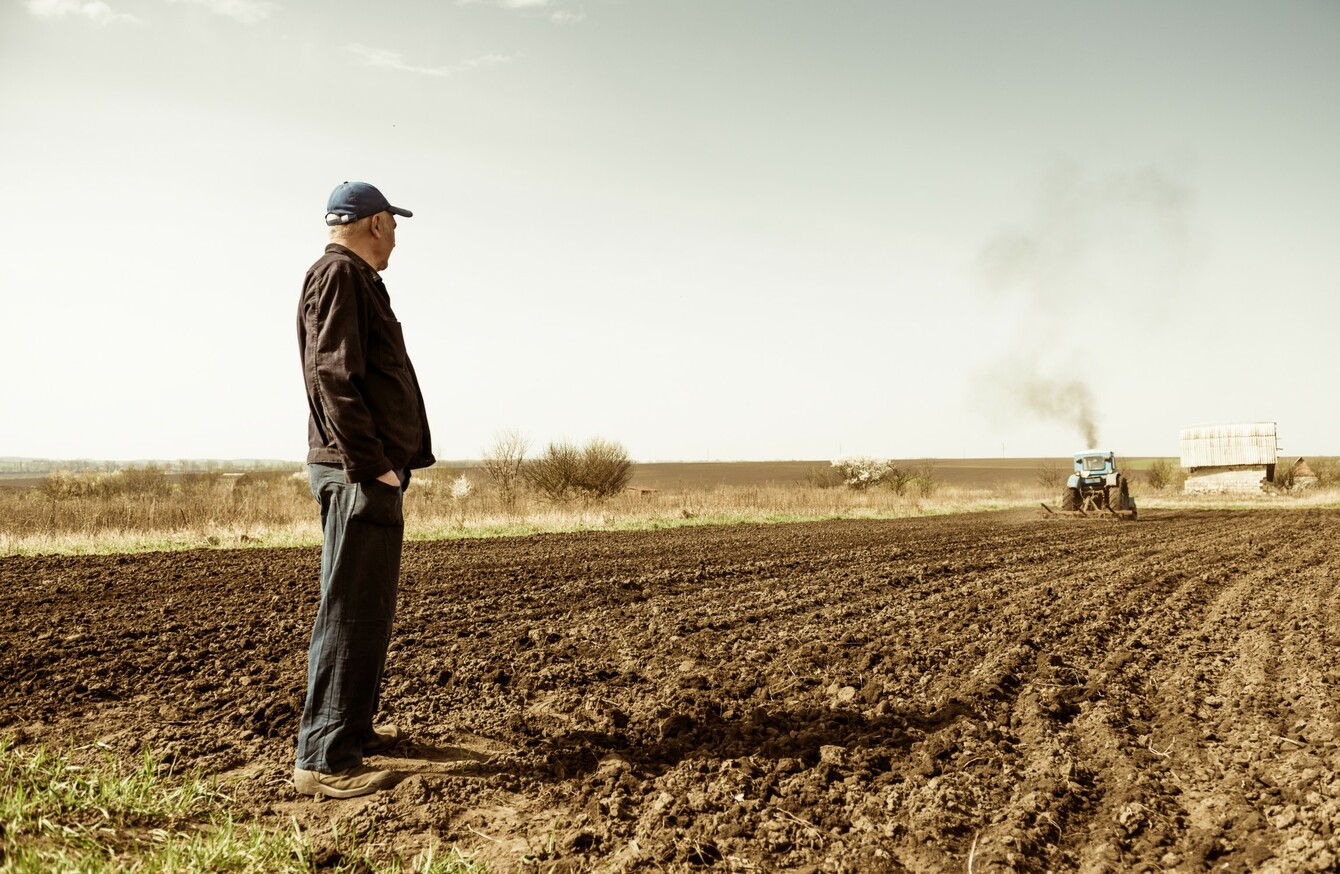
[481,428,530,511]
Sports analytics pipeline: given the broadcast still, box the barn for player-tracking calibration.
[1179,422,1278,494]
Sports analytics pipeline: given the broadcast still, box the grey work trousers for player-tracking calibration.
[296,463,407,773]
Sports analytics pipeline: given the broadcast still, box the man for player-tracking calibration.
[293,181,435,799]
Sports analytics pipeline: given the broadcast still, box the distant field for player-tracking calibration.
[0,457,1185,491]
[624,458,1179,490]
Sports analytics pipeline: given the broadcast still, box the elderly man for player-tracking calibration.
[293,181,435,798]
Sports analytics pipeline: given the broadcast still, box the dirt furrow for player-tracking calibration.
[4,509,1339,871]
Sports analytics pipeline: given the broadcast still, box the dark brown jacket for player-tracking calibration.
[298,244,434,482]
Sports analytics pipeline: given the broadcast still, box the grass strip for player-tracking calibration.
[0,739,485,874]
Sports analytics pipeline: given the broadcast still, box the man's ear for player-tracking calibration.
[368,213,385,238]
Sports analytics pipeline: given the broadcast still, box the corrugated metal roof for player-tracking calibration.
[1179,422,1277,468]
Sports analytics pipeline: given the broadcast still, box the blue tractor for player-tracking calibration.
[1056,450,1137,519]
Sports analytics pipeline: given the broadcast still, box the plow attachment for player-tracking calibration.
[1040,499,1137,521]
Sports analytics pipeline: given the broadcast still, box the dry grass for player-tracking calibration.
[0,470,320,555]
[3,465,1338,556]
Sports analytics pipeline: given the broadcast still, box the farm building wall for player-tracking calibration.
[1183,465,1270,495]
[1179,422,1277,468]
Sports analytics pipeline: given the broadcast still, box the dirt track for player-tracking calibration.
[4,509,1339,872]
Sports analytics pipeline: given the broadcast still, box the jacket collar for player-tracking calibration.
[325,243,381,279]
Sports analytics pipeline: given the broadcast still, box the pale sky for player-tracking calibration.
[2,0,1337,462]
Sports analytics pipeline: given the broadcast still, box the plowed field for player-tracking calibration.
[4,509,1339,872]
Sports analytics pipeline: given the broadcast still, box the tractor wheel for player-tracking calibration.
[1061,488,1080,511]
[1108,482,1129,513]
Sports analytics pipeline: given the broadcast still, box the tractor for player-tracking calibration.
[1044,450,1137,520]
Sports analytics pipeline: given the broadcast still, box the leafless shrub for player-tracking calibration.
[579,438,633,499]
[232,470,292,491]
[885,467,911,496]
[38,471,93,502]
[1145,459,1174,491]
[1035,459,1065,490]
[909,460,938,498]
[481,429,530,511]
[803,465,843,489]
[525,440,583,502]
[179,471,223,492]
[525,438,632,502]
[41,465,174,500]
[1311,458,1340,487]
[106,465,172,498]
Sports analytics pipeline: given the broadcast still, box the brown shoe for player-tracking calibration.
[363,724,405,755]
[293,765,401,799]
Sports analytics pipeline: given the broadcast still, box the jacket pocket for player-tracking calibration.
[370,318,408,370]
[352,478,404,527]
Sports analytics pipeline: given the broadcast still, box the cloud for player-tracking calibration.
[25,0,274,25]
[458,0,585,23]
[459,52,515,70]
[346,44,516,78]
[25,0,140,24]
[469,0,551,7]
[347,44,453,77]
[163,0,276,25]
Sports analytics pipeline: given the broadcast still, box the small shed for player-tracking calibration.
[1179,422,1278,494]
[1290,458,1318,490]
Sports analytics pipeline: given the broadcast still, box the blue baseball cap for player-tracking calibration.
[325,181,413,226]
